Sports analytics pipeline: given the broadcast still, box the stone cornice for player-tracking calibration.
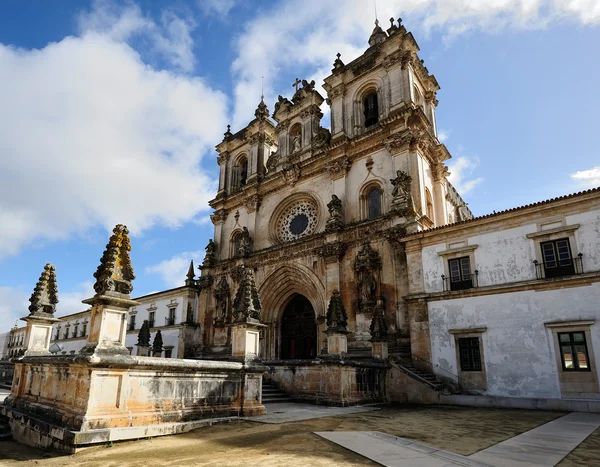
[400,190,600,250]
[405,271,600,303]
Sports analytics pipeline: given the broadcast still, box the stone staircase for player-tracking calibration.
[262,380,292,403]
[398,363,442,391]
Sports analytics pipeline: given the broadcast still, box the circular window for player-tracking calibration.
[277,200,318,242]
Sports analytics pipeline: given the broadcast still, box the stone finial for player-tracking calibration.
[185,260,196,286]
[224,124,232,138]
[152,330,164,353]
[28,263,58,317]
[137,320,151,347]
[93,224,135,297]
[326,289,348,332]
[232,267,261,323]
[332,53,345,73]
[370,298,388,342]
[254,96,269,121]
[368,19,388,47]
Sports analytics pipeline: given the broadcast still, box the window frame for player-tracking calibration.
[558,331,591,372]
[363,91,379,128]
[458,337,483,372]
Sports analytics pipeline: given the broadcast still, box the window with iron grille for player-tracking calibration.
[458,337,482,371]
[558,331,590,371]
[448,257,473,291]
[540,238,574,278]
[148,312,155,328]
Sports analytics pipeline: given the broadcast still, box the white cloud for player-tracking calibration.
[198,0,237,17]
[230,0,600,127]
[56,281,95,318]
[145,250,204,288]
[0,4,227,261]
[447,157,485,195]
[438,130,451,143]
[78,0,197,72]
[570,166,600,188]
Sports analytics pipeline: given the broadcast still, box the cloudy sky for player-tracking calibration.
[1,0,599,333]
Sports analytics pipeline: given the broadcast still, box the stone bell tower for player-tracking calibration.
[198,17,472,365]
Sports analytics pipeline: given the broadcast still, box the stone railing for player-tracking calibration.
[3,354,265,452]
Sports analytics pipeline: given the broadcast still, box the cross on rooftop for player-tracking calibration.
[292,78,301,93]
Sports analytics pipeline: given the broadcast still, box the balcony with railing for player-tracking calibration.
[534,254,583,280]
[165,317,176,326]
[442,271,479,292]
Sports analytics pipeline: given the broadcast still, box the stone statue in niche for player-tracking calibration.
[360,272,377,304]
[325,194,344,233]
[354,242,382,311]
[203,239,216,268]
[238,227,251,258]
[390,170,413,213]
[213,276,230,325]
[292,134,302,153]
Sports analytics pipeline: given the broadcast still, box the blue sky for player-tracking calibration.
[1,0,599,333]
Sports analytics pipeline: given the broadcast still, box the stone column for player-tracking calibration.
[80,225,140,357]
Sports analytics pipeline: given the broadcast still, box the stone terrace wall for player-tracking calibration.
[266,360,388,406]
[3,355,265,452]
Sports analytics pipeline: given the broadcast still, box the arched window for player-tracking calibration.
[425,188,434,220]
[289,123,302,154]
[363,91,379,127]
[230,231,242,258]
[231,156,248,192]
[367,187,382,219]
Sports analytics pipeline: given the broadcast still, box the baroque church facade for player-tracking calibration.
[200,18,472,364]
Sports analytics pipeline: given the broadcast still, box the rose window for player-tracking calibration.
[277,201,318,242]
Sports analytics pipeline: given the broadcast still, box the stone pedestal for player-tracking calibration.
[152,350,162,358]
[136,346,149,357]
[80,295,139,356]
[371,341,388,361]
[325,330,349,357]
[230,321,266,362]
[22,316,59,356]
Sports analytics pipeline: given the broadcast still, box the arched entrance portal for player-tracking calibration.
[280,294,317,359]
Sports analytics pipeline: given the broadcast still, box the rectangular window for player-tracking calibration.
[540,238,575,278]
[164,348,173,358]
[129,315,136,331]
[81,323,87,337]
[448,257,473,291]
[166,308,176,326]
[558,332,590,371]
[72,326,78,338]
[148,312,155,328]
[458,337,482,371]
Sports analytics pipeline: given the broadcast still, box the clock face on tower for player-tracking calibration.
[277,200,318,242]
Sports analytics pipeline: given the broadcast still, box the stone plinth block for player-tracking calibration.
[21,316,59,356]
[80,295,140,356]
[325,330,349,357]
[230,321,266,361]
[371,341,388,361]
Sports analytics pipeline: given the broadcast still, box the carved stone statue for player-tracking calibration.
[292,134,302,153]
[325,195,344,233]
[213,276,231,324]
[390,170,413,213]
[354,243,382,311]
[203,239,216,268]
[360,272,377,304]
[238,227,251,258]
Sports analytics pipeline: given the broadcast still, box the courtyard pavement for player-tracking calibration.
[246,401,381,423]
[317,412,600,467]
